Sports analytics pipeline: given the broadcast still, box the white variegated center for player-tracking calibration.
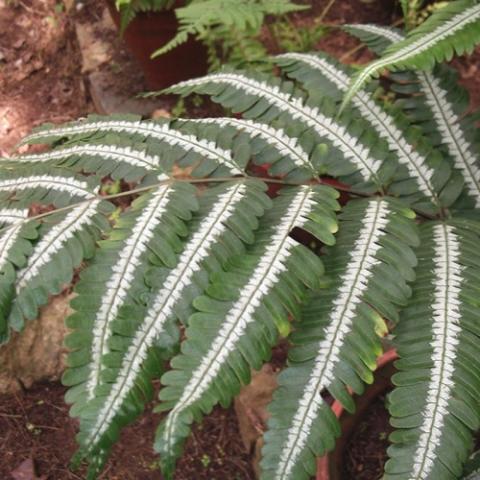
[174,73,382,182]
[22,121,241,174]
[0,175,94,199]
[279,53,436,202]
[84,182,248,450]
[418,71,480,206]
[411,224,462,479]
[162,186,317,454]
[86,183,173,399]
[11,144,160,170]
[275,199,390,479]
[188,118,315,173]
[15,200,100,291]
[0,209,29,272]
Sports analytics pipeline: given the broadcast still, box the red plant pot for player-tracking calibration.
[106,2,208,90]
[316,348,398,480]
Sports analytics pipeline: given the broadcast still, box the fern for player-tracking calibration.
[344,23,480,209]
[386,221,480,479]
[2,15,480,480]
[151,0,307,59]
[262,197,418,480]
[115,0,175,33]
[343,0,480,109]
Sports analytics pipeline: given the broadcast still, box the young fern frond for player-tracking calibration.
[386,221,480,479]
[154,185,339,478]
[261,197,419,480]
[343,0,480,109]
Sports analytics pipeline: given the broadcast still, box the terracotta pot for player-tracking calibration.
[316,349,398,480]
[106,1,208,90]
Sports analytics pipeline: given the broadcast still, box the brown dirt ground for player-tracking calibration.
[1,0,480,479]
[342,394,393,480]
[0,382,254,480]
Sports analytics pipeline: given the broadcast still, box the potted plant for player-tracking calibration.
[106,0,308,89]
[2,1,480,479]
[106,0,209,89]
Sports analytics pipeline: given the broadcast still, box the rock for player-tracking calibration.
[88,70,165,116]
[234,364,278,478]
[75,20,113,73]
[151,108,171,119]
[0,292,74,394]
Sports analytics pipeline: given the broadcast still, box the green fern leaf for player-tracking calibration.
[0,171,97,206]
[69,179,270,478]
[345,24,480,210]
[19,117,243,176]
[2,143,162,182]
[177,117,318,179]
[7,198,111,332]
[154,185,339,478]
[275,52,453,213]
[151,0,307,58]
[343,0,480,110]
[261,197,419,480]
[165,71,389,189]
[386,221,480,479]
[64,177,191,418]
[0,209,39,341]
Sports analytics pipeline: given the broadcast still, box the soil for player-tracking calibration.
[0,382,254,480]
[342,393,393,480]
[0,0,91,154]
[341,395,480,480]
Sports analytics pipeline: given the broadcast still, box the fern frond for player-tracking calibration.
[167,72,386,189]
[0,209,38,281]
[7,199,111,332]
[261,197,419,480]
[343,24,404,55]
[70,180,271,478]
[0,209,38,341]
[3,144,161,181]
[343,0,480,109]
[65,177,184,417]
[386,221,480,479]
[178,117,317,179]
[0,172,96,206]
[19,118,243,176]
[275,52,451,212]
[151,0,307,58]
[414,70,480,209]
[345,24,480,209]
[154,185,339,478]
